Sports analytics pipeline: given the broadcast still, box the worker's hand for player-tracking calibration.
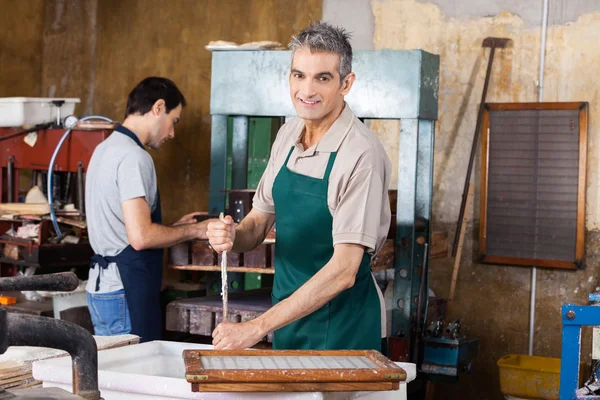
[206,215,235,252]
[212,320,264,350]
[172,212,204,226]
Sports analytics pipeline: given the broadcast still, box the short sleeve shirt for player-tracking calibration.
[253,104,391,256]
[85,126,158,293]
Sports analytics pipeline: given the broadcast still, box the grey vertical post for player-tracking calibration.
[209,115,228,214]
[232,116,249,189]
[414,119,435,334]
[393,119,419,342]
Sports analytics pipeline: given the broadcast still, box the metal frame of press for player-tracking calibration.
[207,49,440,355]
[561,299,600,399]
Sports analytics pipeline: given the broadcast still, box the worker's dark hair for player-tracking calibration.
[124,77,187,119]
[289,21,353,82]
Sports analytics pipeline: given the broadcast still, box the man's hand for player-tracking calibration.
[206,215,236,253]
[212,320,264,350]
[172,212,204,226]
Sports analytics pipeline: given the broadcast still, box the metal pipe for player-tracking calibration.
[0,123,52,143]
[452,44,497,256]
[6,313,101,400]
[0,272,79,292]
[6,157,14,203]
[413,243,429,363]
[530,0,549,357]
[77,163,85,219]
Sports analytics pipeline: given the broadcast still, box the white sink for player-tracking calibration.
[33,341,415,400]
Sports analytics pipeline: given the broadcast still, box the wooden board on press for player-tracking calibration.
[183,349,405,392]
[0,203,50,217]
[166,289,273,341]
[0,334,140,390]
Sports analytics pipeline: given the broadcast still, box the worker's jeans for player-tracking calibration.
[87,289,132,336]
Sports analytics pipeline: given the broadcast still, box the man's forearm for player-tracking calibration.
[231,211,274,253]
[253,246,362,336]
[133,221,208,250]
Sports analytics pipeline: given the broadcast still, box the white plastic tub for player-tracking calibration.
[33,341,416,400]
[0,97,80,127]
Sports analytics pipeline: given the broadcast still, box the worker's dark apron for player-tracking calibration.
[90,125,163,343]
[271,147,381,351]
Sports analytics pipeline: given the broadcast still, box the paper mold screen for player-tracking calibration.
[200,356,378,370]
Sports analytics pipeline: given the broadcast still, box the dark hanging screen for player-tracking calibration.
[480,103,587,270]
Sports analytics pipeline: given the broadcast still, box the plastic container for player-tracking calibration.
[498,354,586,400]
[33,340,415,400]
[0,97,80,127]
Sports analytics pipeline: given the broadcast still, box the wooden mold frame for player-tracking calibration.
[183,349,406,392]
[480,102,588,270]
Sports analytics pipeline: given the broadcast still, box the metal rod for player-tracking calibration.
[413,243,429,363]
[77,163,85,219]
[6,157,14,203]
[452,45,497,257]
[0,123,52,142]
[6,313,101,400]
[0,272,79,292]
[529,266,537,356]
[530,0,549,357]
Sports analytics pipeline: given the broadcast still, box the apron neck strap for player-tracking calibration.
[323,152,338,181]
[115,125,145,150]
[283,146,295,165]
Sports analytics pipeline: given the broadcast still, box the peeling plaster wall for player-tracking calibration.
[372,0,600,229]
[368,1,600,399]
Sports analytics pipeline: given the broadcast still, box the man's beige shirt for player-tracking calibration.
[253,103,391,256]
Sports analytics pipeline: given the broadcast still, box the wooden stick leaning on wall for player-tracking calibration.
[448,183,474,306]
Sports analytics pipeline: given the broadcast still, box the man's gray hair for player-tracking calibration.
[289,21,353,82]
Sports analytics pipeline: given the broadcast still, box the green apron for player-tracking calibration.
[271,146,381,351]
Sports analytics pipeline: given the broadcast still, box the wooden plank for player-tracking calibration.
[576,104,588,264]
[481,256,578,270]
[430,231,448,259]
[0,203,49,216]
[449,184,473,303]
[480,108,490,257]
[169,265,275,274]
[183,350,405,385]
[486,102,586,111]
[193,382,397,392]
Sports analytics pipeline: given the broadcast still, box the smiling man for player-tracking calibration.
[86,77,216,342]
[207,22,391,351]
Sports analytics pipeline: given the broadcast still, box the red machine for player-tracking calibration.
[0,126,113,274]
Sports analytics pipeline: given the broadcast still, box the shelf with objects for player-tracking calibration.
[165,49,477,383]
[0,107,115,278]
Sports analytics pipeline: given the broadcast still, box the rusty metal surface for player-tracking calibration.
[166,289,273,342]
[0,219,93,269]
[6,314,100,399]
[0,272,101,400]
[0,128,111,172]
[0,272,78,292]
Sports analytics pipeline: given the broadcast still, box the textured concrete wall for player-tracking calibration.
[0,0,44,97]
[323,0,374,50]
[372,0,600,229]
[369,1,600,399]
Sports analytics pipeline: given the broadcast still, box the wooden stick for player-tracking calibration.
[449,183,474,303]
[169,265,275,274]
[219,212,228,322]
[0,203,50,216]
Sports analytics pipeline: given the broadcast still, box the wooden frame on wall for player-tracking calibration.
[480,102,588,270]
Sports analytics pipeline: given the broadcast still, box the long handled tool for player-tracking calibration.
[452,37,512,257]
[219,212,228,322]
